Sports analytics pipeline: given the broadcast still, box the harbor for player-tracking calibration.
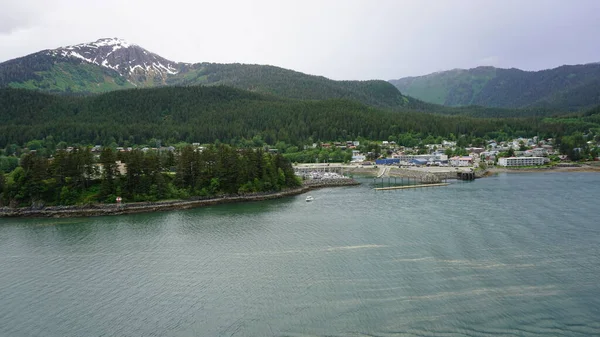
[295,163,480,191]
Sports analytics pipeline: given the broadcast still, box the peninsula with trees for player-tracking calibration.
[1,38,600,216]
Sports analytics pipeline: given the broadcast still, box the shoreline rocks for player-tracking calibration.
[0,178,359,219]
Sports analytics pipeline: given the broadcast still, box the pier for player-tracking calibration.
[375,183,450,191]
[372,174,449,190]
[293,164,483,189]
[294,164,345,176]
[457,171,476,180]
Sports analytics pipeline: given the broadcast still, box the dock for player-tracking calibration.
[374,183,450,191]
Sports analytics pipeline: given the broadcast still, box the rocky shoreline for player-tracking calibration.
[0,178,359,219]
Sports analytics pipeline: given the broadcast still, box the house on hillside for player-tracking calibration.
[466,147,485,154]
[541,145,554,154]
[351,150,366,163]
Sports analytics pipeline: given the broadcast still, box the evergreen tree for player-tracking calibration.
[175,146,197,189]
[122,149,144,199]
[99,147,118,201]
[0,171,5,206]
[18,152,49,205]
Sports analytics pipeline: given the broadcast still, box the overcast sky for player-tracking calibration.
[1,0,599,80]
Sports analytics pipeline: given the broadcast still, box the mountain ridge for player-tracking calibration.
[0,38,419,109]
[45,37,182,83]
[389,63,600,110]
[4,37,598,112]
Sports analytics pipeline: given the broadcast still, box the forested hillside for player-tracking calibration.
[390,63,600,110]
[7,38,599,115]
[0,144,300,207]
[1,86,597,149]
[166,63,425,109]
[0,53,134,93]
[0,38,423,109]
[0,57,420,109]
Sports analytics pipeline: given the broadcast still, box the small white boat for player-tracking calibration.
[305,196,314,202]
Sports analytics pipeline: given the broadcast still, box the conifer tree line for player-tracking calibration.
[0,144,300,207]
[1,85,599,208]
[2,86,599,150]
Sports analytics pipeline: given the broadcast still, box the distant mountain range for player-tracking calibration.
[0,38,421,109]
[2,38,599,113]
[389,64,600,111]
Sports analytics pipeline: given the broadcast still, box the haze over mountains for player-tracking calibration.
[390,64,600,111]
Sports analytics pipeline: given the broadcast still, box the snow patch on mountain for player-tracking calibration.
[130,65,143,74]
[94,38,131,48]
[45,38,180,81]
[69,51,92,63]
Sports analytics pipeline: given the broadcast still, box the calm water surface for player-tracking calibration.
[1,173,599,336]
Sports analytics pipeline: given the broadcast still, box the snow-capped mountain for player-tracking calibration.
[46,38,181,84]
[0,37,410,108]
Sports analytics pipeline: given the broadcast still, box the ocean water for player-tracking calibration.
[1,172,599,336]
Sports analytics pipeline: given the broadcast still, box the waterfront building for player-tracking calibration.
[498,156,546,167]
[392,154,448,163]
[450,156,473,167]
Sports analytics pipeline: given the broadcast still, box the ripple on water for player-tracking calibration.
[1,174,600,336]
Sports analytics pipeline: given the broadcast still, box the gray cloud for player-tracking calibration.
[0,0,41,33]
[1,0,599,80]
[0,16,26,34]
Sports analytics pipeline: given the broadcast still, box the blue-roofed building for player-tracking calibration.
[375,158,400,165]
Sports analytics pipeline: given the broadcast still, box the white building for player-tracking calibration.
[443,140,456,147]
[498,157,546,167]
[351,150,366,163]
[450,156,473,167]
[523,148,547,157]
[392,154,448,163]
[531,148,547,156]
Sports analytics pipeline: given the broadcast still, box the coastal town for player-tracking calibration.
[2,135,599,178]
[319,135,598,167]
[3,5,600,336]
[291,135,600,184]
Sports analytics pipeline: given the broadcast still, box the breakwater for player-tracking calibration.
[302,177,360,188]
[345,166,485,180]
[0,178,359,218]
[375,183,450,191]
[388,168,467,180]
